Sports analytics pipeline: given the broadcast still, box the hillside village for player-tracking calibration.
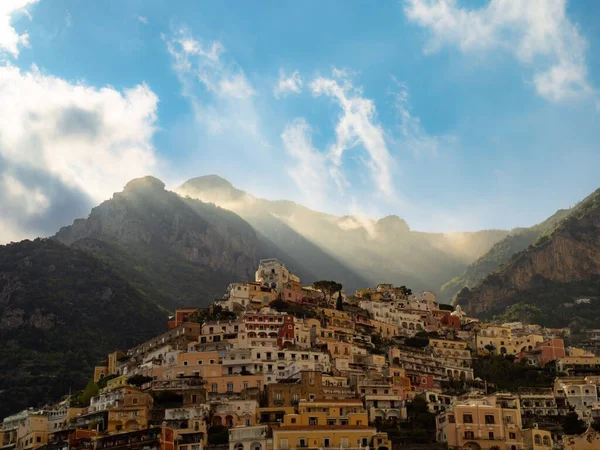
[4,258,600,450]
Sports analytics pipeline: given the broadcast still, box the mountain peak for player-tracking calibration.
[123,176,166,192]
[177,174,249,205]
[376,215,410,234]
[184,174,235,190]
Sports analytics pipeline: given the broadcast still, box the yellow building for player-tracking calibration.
[522,428,553,449]
[106,389,153,433]
[437,394,524,450]
[18,413,48,450]
[272,399,380,450]
[104,374,130,391]
[93,365,109,383]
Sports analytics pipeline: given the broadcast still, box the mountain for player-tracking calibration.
[177,175,508,295]
[54,176,313,310]
[455,188,600,327]
[0,238,167,418]
[440,209,571,302]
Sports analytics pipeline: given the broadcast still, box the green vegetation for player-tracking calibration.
[207,425,229,445]
[404,331,430,349]
[473,355,553,391]
[269,299,318,319]
[0,239,166,418]
[192,305,237,323]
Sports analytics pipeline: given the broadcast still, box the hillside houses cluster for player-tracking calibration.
[4,259,600,450]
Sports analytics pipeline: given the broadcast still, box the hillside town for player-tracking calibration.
[3,259,600,450]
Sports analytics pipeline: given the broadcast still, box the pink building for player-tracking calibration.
[519,338,566,366]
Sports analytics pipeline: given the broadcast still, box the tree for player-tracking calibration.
[485,344,496,354]
[78,380,99,406]
[207,425,229,445]
[336,293,344,311]
[312,280,343,306]
[128,374,153,388]
[398,285,412,299]
[563,411,586,435]
[405,335,429,349]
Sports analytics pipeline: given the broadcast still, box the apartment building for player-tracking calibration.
[437,394,524,450]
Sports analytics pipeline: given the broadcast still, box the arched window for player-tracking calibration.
[235,444,244,450]
[542,436,550,446]
[534,434,541,445]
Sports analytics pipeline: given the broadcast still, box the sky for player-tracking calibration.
[1,0,600,243]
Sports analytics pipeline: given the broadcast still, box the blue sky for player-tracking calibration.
[1,0,600,242]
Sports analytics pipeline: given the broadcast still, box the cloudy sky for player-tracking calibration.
[1,0,600,242]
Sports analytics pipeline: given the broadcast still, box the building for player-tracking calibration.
[265,371,353,407]
[255,259,299,293]
[168,308,201,329]
[272,399,379,450]
[229,425,269,450]
[436,394,524,450]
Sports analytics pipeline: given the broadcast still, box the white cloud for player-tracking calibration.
[281,118,329,207]
[0,64,159,242]
[391,79,455,156]
[137,15,148,24]
[310,71,395,197]
[0,0,38,57]
[165,27,267,146]
[404,0,593,102]
[274,69,303,98]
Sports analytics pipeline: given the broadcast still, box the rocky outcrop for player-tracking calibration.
[55,176,262,280]
[456,190,600,316]
[53,176,311,309]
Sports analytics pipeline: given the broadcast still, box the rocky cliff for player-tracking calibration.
[456,189,600,320]
[441,209,571,303]
[55,176,311,309]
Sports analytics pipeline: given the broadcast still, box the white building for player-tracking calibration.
[255,259,299,292]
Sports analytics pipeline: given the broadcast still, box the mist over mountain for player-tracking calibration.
[440,208,572,302]
[177,175,508,294]
[54,176,313,310]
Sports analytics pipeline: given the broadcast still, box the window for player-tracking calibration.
[463,414,473,424]
[309,417,318,425]
[243,382,248,389]
[280,439,289,449]
[543,436,550,446]
[275,392,282,401]
[327,419,336,425]
[212,383,218,393]
[340,438,349,448]
[293,393,299,401]
[509,432,516,439]
[291,418,297,424]
[227,382,233,392]
[36,437,41,443]
[324,438,330,448]
[464,431,474,439]
[299,439,307,448]
[534,435,541,445]
[488,432,494,440]
[361,438,368,447]
[448,415,455,423]
[485,414,495,424]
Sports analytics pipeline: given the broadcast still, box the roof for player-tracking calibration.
[275,425,374,431]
